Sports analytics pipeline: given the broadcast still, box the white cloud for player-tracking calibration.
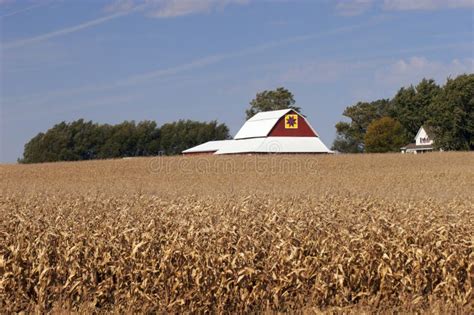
[106,0,250,18]
[336,0,474,15]
[383,0,474,11]
[375,56,474,87]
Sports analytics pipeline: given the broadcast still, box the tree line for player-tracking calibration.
[20,87,298,164]
[332,74,473,153]
[20,120,230,163]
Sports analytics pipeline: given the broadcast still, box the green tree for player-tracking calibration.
[21,122,72,163]
[68,119,103,160]
[22,118,225,163]
[390,78,441,142]
[246,87,301,119]
[332,122,361,153]
[159,120,230,155]
[136,121,160,156]
[364,117,405,153]
[20,119,114,163]
[99,122,130,158]
[332,99,391,153]
[20,132,46,163]
[428,74,474,150]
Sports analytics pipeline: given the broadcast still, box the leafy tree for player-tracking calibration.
[20,119,229,163]
[332,122,361,153]
[136,121,161,156]
[160,120,230,155]
[390,78,441,142]
[332,99,391,153]
[20,132,46,163]
[68,119,103,160]
[246,87,301,119]
[20,119,116,163]
[365,117,405,153]
[428,74,474,150]
[22,122,76,163]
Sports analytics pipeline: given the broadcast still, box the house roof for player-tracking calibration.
[421,125,435,138]
[415,125,435,140]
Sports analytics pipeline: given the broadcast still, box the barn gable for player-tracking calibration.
[268,110,318,137]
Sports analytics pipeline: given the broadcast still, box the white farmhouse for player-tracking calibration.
[401,126,436,154]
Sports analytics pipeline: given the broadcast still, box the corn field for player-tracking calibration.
[1,153,473,313]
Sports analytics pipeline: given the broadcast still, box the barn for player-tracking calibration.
[182,109,332,155]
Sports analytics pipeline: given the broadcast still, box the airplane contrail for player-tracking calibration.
[2,4,144,50]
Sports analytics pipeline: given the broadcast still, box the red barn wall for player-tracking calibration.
[268,112,317,137]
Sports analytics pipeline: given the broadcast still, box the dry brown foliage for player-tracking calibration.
[1,152,473,313]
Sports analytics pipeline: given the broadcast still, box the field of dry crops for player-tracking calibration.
[1,152,473,313]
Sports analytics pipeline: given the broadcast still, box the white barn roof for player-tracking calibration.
[181,140,229,154]
[182,137,331,155]
[182,109,332,155]
[234,109,292,139]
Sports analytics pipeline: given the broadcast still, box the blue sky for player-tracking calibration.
[1,0,473,162]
